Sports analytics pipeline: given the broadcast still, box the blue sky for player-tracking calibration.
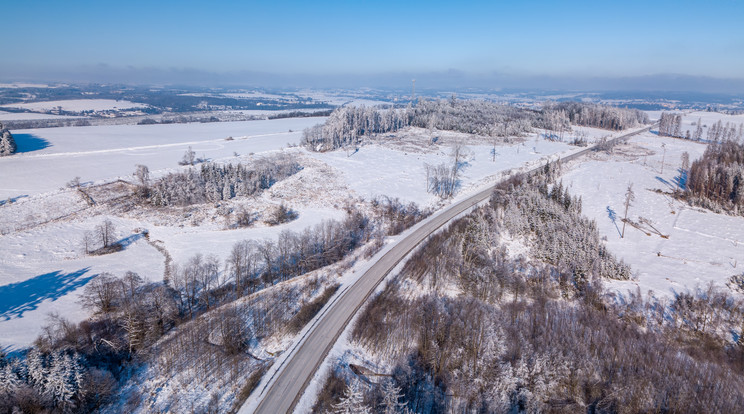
[3,0,743,86]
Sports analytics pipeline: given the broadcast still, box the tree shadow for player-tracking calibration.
[11,133,52,153]
[0,268,93,320]
[115,232,144,249]
[606,206,621,237]
[655,176,673,189]
[673,168,688,190]
[0,194,28,206]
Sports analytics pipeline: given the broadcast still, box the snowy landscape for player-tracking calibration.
[2,89,743,413]
[3,1,744,412]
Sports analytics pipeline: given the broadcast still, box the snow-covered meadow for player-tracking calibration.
[1,99,148,112]
[563,116,743,299]
[0,117,324,199]
[0,113,595,352]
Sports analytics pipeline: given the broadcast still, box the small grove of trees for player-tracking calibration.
[83,219,121,255]
[708,119,744,143]
[370,196,430,236]
[0,349,112,413]
[0,122,17,156]
[660,113,744,143]
[658,112,683,138]
[143,154,301,206]
[684,140,744,215]
[424,143,467,199]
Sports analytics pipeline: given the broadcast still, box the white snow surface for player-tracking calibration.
[0,111,85,121]
[1,99,148,112]
[563,128,743,299]
[0,117,325,199]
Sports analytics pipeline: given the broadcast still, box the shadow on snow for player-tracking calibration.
[11,133,52,153]
[0,268,94,320]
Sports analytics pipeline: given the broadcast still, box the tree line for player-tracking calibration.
[659,112,744,143]
[302,99,648,152]
[684,140,744,215]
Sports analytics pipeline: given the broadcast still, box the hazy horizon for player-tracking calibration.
[3,0,744,93]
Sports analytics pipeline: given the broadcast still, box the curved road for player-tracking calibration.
[249,124,654,414]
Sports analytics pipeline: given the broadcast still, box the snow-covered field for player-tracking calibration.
[312,136,577,208]
[1,99,148,112]
[564,117,743,299]
[0,114,593,352]
[0,117,324,199]
[0,111,86,121]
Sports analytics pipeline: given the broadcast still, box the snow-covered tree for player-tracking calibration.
[380,380,408,414]
[622,183,635,239]
[0,123,16,156]
[332,380,370,414]
[694,118,703,140]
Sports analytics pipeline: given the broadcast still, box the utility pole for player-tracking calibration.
[660,143,666,174]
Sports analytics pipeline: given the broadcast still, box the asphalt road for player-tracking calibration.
[250,124,655,414]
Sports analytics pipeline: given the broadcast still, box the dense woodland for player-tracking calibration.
[302,99,648,152]
[0,123,16,156]
[685,140,744,215]
[544,101,648,131]
[316,170,744,413]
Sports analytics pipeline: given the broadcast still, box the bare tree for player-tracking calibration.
[83,230,95,254]
[96,219,116,248]
[622,183,635,239]
[80,272,119,313]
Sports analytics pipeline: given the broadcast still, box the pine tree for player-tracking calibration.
[26,349,48,392]
[46,352,78,409]
[0,123,17,156]
[332,381,370,414]
[380,380,408,414]
[694,118,703,140]
[0,363,21,393]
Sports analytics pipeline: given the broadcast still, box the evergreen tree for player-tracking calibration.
[380,380,408,414]
[0,123,17,156]
[694,118,703,140]
[332,381,370,414]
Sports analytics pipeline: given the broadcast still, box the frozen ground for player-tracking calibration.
[0,117,324,199]
[0,111,86,121]
[1,99,148,112]
[563,121,743,299]
[311,134,580,209]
